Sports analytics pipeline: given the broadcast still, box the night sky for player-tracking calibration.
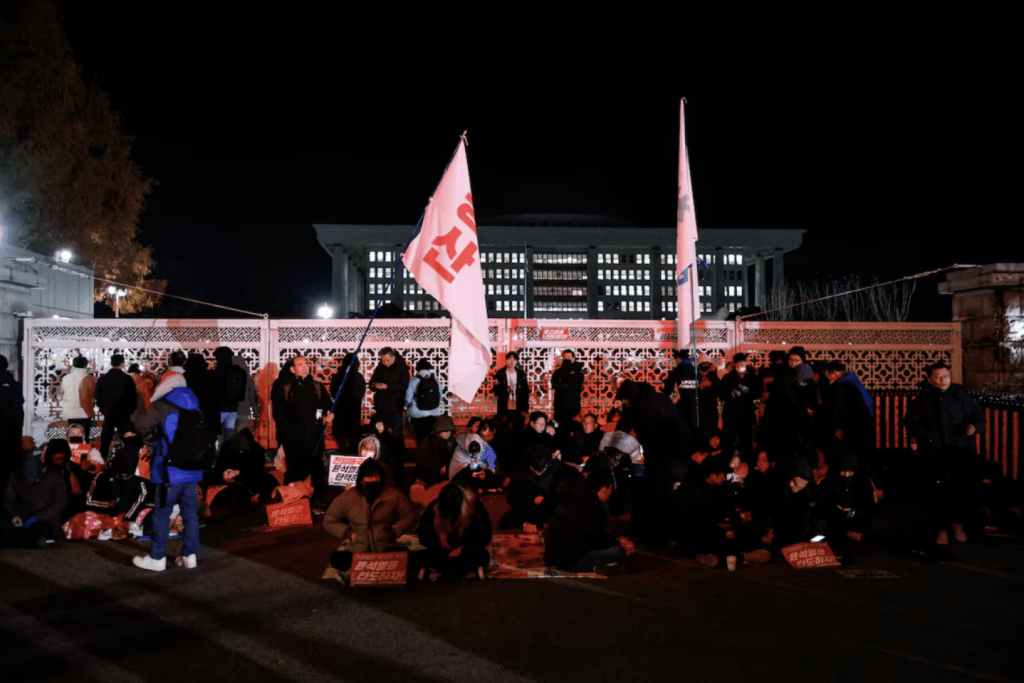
[54,9,1020,319]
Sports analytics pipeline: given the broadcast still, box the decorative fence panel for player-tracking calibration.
[22,318,962,450]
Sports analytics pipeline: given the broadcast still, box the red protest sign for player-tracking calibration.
[540,328,570,341]
[781,541,840,569]
[70,443,91,466]
[266,499,313,528]
[349,552,408,586]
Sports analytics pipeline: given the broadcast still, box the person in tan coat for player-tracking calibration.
[323,458,419,584]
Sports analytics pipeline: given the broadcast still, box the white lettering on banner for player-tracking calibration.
[328,455,370,488]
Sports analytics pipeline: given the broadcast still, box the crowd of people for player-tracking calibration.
[1,345,1021,585]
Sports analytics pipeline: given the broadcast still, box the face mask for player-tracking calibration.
[418,370,430,378]
[737,365,748,373]
[69,436,84,444]
[363,481,385,500]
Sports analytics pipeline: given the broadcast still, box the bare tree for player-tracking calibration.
[764,281,796,321]
[868,278,917,322]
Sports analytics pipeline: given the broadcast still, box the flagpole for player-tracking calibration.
[309,140,465,467]
[690,265,700,429]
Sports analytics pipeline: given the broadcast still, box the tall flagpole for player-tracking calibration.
[690,262,700,429]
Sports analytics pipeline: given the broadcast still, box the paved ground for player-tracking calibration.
[3,501,1023,683]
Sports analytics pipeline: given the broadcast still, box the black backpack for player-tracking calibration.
[415,375,441,411]
[163,408,214,471]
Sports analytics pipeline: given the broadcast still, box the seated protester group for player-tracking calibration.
[323,458,418,585]
[1,449,66,548]
[449,433,501,494]
[544,469,635,573]
[500,444,581,531]
[415,483,492,582]
[79,433,152,535]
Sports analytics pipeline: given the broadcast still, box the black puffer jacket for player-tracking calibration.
[543,478,617,569]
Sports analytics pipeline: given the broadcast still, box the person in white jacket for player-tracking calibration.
[61,357,96,438]
[151,350,188,404]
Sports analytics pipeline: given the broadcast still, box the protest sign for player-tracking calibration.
[781,542,840,569]
[327,455,369,488]
[70,443,91,466]
[349,552,408,586]
[266,499,313,528]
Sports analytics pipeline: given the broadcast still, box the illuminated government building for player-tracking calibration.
[315,215,803,320]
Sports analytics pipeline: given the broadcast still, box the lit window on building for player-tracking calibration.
[737,286,743,296]
[644,301,650,312]
[598,301,604,312]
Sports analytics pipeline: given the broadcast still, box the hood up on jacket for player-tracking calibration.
[163,386,200,412]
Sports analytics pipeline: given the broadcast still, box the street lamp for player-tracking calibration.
[55,249,72,263]
[107,285,127,318]
[316,303,334,319]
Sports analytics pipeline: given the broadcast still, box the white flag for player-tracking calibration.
[403,140,490,402]
[676,99,700,348]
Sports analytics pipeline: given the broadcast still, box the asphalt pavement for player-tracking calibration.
[3,501,1023,683]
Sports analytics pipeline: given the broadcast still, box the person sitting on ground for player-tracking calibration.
[466,416,483,434]
[357,433,400,489]
[543,470,635,573]
[210,429,276,511]
[83,433,151,528]
[449,434,501,494]
[1,448,66,548]
[521,411,558,454]
[810,448,875,560]
[38,439,81,523]
[499,444,580,531]
[323,458,419,585]
[673,457,771,568]
[365,413,405,484]
[769,456,815,549]
[572,413,604,461]
[415,483,492,582]
[414,414,456,487]
[601,407,622,433]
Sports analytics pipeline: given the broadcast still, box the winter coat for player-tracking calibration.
[829,372,874,445]
[615,380,692,481]
[405,372,445,419]
[132,387,206,485]
[905,383,985,454]
[131,373,155,416]
[369,356,410,415]
[448,434,498,480]
[551,360,586,418]
[275,375,333,451]
[323,486,418,552]
[330,356,367,439]
[494,365,530,416]
[3,466,66,524]
[151,366,187,403]
[60,367,97,420]
[415,434,455,485]
[543,479,618,569]
[213,357,249,413]
[95,368,138,420]
[505,458,581,525]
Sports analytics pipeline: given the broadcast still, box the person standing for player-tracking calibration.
[233,354,258,435]
[60,356,96,438]
[0,355,24,490]
[551,349,586,427]
[329,353,367,451]
[151,350,187,403]
[275,356,334,501]
[369,347,409,445]
[212,347,249,445]
[494,351,529,422]
[127,363,155,419]
[405,359,445,443]
[95,354,138,458]
[131,387,205,571]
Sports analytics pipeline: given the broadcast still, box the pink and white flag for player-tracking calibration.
[403,139,491,402]
[676,99,701,348]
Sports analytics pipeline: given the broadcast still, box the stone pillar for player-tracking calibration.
[772,248,784,291]
[938,263,1024,392]
[754,255,766,309]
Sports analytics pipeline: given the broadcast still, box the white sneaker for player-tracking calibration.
[175,554,197,569]
[133,555,166,572]
[97,529,113,541]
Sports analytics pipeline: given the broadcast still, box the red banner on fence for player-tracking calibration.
[781,542,840,569]
[349,552,408,586]
[266,499,313,528]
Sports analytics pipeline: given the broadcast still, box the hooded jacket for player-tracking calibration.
[405,370,446,419]
[133,387,206,485]
[323,477,418,552]
[151,365,187,403]
[448,433,498,479]
[60,366,97,420]
[3,460,66,524]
